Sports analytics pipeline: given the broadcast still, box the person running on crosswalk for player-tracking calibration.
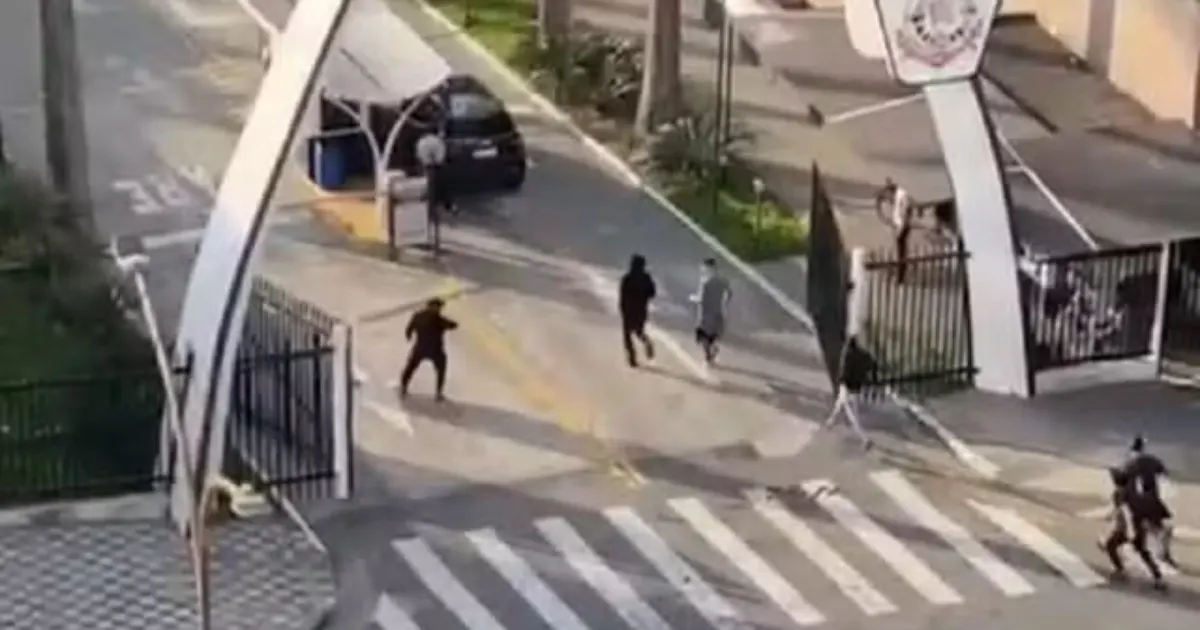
[1123,435,1177,568]
[399,298,458,401]
[1101,465,1165,590]
[821,334,873,450]
[690,258,731,365]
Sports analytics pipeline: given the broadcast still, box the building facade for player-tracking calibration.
[1003,0,1200,129]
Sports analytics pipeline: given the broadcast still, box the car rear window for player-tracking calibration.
[444,91,514,137]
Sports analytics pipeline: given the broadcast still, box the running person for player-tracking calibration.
[1123,435,1176,567]
[691,258,731,364]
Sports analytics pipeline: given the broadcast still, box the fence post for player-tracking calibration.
[848,247,868,338]
[331,323,353,499]
[1150,241,1173,371]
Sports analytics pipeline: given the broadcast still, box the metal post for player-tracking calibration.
[752,177,765,255]
[848,247,868,338]
[1149,241,1173,370]
[112,248,211,630]
[711,7,727,217]
[721,21,735,170]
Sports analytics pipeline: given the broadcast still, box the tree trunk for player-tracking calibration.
[538,0,571,45]
[634,0,683,136]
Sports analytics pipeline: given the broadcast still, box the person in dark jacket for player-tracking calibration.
[619,254,657,367]
[399,298,458,400]
[1122,435,1176,567]
[820,335,873,450]
[1102,465,1165,589]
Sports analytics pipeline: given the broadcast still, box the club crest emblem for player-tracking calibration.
[893,0,985,68]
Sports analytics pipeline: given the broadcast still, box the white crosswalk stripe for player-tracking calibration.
[669,497,825,626]
[747,490,897,616]
[466,528,592,630]
[380,470,1106,629]
[870,470,1036,597]
[373,594,422,630]
[392,538,506,630]
[967,500,1106,588]
[801,479,964,605]
[536,517,672,630]
[605,506,748,630]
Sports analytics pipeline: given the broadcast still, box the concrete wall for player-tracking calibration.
[1012,0,1200,129]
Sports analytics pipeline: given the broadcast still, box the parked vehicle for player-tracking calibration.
[320,74,526,194]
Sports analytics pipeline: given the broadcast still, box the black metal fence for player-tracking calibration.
[1161,236,1200,368]
[1022,244,1161,371]
[859,245,976,399]
[0,364,190,506]
[806,164,849,386]
[224,277,351,503]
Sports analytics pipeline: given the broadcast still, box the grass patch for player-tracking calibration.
[0,170,164,505]
[421,0,808,262]
[662,170,809,263]
[429,0,536,64]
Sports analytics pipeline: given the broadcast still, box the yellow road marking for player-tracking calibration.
[434,278,646,488]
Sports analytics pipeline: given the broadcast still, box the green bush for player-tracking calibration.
[514,26,643,118]
[642,109,753,179]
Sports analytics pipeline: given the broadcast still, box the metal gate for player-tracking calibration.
[856,245,976,399]
[806,163,849,386]
[224,278,354,503]
[1022,244,1161,372]
[1161,236,1200,371]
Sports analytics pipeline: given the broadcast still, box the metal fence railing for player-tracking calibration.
[1022,244,1161,371]
[223,277,352,503]
[858,245,976,400]
[0,364,190,506]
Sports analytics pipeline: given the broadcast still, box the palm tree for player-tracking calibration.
[634,0,683,136]
[537,0,570,46]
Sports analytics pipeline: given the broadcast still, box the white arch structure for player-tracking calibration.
[169,0,450,529]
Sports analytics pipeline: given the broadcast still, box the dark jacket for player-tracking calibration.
[619,258,657,320]
[406,308,458,354]
[838,337,873,392]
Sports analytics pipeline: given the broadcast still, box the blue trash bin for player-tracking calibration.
[311,137,349,190]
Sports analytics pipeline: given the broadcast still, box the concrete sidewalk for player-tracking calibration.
[926,382,1200,541]
[0,495,334,630]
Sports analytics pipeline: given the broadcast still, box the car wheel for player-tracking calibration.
[501,163,526,191]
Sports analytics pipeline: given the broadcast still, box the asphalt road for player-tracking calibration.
[2,1,1198,629]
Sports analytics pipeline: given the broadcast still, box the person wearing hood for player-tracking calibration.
[618,254,657,367]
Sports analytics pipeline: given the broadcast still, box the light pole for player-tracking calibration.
[711,7,735,217]
[110,242,217,630]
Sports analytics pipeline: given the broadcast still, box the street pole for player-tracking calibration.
[39,0,94,233]
[112,246,214,630]
[711,8,728,218]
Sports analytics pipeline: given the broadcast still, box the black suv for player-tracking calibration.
[322,74,527,194]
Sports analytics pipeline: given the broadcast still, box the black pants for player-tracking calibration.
[400,348,447,396]
[1104,519,1161,580]
[622,316,653,365]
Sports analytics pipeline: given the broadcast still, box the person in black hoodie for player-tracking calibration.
[618,254,657,367]
[399,298,458,401]
[820,334,873,450]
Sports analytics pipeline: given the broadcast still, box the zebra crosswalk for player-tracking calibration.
[372,468,1109,629]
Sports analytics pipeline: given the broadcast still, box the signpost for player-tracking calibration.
[864,0,1032,396]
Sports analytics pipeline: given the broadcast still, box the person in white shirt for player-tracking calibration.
[876,178,914,283]
[690,258,732,364]
[416,132,450,214]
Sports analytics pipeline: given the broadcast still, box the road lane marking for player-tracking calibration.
[747,490,896,616]
[578,267,715,384]
[801,479,963,605]
[363,398,413,436]
[870,470,1034,597]
[536,517,671,630]
[669,497,824,626]
[373,593,422,630]
[436,278,646,487]
[604,507,746,630]
[466,529,591,630]
[967,500,1105,588]
[392,538,506,630]
[139,212,305,250]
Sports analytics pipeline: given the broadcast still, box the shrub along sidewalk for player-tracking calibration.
[0,170,165,505]
[424,0,808,263]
